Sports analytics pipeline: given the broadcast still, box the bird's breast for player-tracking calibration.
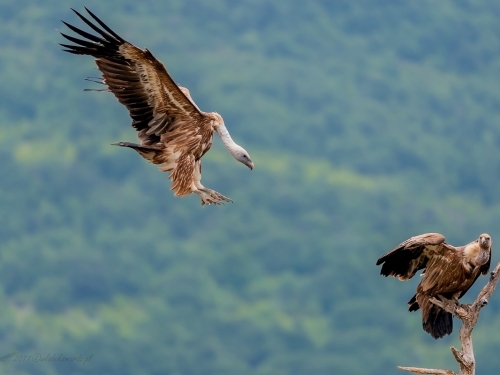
[474,249,490,267]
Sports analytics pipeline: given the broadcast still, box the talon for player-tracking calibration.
[197,188,231,205]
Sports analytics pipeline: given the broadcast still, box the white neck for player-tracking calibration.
[215,124,240,156]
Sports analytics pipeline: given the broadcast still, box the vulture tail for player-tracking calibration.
[422,302,453,339]
[112,142,163,163]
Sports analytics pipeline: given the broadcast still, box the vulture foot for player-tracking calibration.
[197,189,232,206]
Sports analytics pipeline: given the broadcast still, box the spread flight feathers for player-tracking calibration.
[60,8,253,205]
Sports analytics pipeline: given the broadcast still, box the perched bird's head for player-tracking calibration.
[232,145,254,170]
[479,233,492,248]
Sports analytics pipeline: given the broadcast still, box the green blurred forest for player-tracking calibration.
[1,0,500,374]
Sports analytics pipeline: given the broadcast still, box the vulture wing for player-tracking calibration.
[376,233,446,280]
[60,7,205,146]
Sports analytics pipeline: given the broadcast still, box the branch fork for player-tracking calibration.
[397,261,500,375]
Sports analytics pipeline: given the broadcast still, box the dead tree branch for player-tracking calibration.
[397,367,455,375]
[397,261,500,375]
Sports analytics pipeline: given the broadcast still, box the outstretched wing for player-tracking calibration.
[376,233,446,280]
[60,7,205,146]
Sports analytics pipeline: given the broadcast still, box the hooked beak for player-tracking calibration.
[247,161,254,170]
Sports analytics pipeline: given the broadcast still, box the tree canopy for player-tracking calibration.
[1,1,500,374]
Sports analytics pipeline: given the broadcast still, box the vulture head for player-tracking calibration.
[211,112,254,170]
[231,145,254,170]
[479,233,492,249]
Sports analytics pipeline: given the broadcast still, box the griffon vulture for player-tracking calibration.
[60,8,253,205]
[376,233,492,339]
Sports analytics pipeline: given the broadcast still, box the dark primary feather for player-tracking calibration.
[60,8,160,144]
[376,233,446,280]
[80,7,126,42]
[407,294,418,311]
[377,245,426,277]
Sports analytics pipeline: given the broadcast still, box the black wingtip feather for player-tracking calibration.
[59,43,95,54]
[60,32,98,49]
[70,8,117,42]
[61,49,80,54]
[61,20,104,44]
[84,77,105,84]
[84,7,126,43]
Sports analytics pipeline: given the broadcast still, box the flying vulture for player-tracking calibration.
[376,233,492,339]
[60,8,254,205]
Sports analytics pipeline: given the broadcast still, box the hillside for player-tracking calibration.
[1,1,500,374]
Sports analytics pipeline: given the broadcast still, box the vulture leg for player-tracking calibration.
[192,160,232,205]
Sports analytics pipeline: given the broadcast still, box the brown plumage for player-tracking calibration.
[60,8,253,205]
[377,233,492,339]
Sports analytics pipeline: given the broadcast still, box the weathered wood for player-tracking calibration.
[397,261,500,375]
[397,366,456,375]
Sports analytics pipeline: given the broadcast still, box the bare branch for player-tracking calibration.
[428,297,469,319]
[397,261,500,375]
[450,346,473,373]
[472,264,500,311]
[397,366,456,375]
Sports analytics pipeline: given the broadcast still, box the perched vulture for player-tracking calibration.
[376,233,492,339]
[60,8,253,205]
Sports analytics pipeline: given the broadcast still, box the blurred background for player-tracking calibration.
[2,0,500,374]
